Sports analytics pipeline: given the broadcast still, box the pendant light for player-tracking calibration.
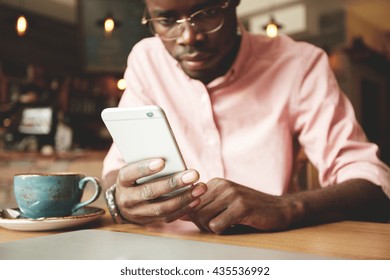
[117,78,127,91]
[104,15,115,34]
[97,12,122,37]
[262,0,283,38]
[97,13,122,37]
[16,0,28,36]
[16,15,28,36]
[263,16,283,38]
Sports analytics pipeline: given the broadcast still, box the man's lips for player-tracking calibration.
[180,53,211,71]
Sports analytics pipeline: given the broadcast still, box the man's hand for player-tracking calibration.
[114,158,207,224]
[187,178,390,234]
[187,178,301,234]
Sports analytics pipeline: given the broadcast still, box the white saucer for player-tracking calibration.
[0,206,105,231]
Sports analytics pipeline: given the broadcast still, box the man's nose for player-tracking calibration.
[176,22,205,45]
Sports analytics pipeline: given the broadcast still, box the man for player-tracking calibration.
[102,0,390,234]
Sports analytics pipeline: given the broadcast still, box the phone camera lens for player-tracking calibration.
[146,112,154,117]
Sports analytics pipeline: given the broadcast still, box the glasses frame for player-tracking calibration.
[141,1,230,41]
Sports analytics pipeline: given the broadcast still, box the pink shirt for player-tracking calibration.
[103,28,390,197]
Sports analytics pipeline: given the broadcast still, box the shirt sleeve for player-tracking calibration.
[101,42,154,180]
[291,46,390,193]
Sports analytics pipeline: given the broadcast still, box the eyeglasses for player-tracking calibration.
[141,1,230,41]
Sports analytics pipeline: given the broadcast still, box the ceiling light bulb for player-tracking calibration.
[117,79,127,91]
[266,23,278,38]
[104,17,115,33]
[16,15,28,36]
[263,15,283,38]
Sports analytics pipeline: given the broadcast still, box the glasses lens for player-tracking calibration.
[191,7,224,33]
[148,18,175,37]
[147,6,225,40]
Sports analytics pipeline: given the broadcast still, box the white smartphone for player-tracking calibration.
[101,105,187,186]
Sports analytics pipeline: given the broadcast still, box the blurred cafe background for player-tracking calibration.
[0,0,389,207]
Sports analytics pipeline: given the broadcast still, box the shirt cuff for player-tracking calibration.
[335,161,390,197]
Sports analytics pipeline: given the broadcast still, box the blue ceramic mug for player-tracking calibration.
[14,173,102,219]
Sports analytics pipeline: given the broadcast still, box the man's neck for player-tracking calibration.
[203,33,242,85]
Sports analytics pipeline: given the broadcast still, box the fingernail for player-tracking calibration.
[189,198,200,208]
[149,159,164,171]
[182,171,198,184]
[192,185,206,197]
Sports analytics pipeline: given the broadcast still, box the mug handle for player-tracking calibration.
[72,176,102,212]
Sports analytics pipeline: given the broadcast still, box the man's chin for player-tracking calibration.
[182,68,213,84]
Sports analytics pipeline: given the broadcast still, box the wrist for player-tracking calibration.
[285,193,306,227]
